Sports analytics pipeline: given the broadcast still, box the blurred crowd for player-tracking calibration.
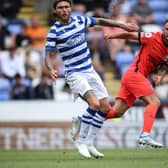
[0,0,168,101]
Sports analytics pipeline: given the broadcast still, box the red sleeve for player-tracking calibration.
[139,32,155,45]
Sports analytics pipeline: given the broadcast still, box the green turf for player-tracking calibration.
[0,148,167,168]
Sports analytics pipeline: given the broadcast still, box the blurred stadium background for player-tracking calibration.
[0,0,168,151]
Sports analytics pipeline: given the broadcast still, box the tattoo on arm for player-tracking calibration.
[82,90,96,101]
[45,51,55,71]
[96,18,121,27]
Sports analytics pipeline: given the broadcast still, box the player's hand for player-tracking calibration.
[152,75,162,86]
[49,69,59,82]
[104,33,111,40]
[104,33,116,40]
[122,23,139,32]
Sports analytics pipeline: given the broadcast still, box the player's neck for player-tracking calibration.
[60,20,69,24]
[57,17,70,25]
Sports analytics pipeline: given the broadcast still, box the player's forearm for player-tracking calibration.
[45,51,54,71]
[108,32,138,40]
[95,18,139,32]
[95,18,124,28]
[45,51,59,81]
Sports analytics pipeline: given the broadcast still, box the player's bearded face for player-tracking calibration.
[54,2,71,23]
[163,22,168,43]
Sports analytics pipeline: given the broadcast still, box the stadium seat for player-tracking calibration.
[148,0,168,12]
[153,12,167,26]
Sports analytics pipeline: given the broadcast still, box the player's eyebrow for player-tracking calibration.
[57,5,70,9]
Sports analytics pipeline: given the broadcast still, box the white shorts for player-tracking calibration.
[65,70,108,100]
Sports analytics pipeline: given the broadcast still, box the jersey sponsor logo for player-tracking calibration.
[66,33,85,47]
[145,32,152,38]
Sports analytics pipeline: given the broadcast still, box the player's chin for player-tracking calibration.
[154,81,161,86]
[62,14,69,19]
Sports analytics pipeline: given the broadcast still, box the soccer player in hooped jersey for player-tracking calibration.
[105,19,168,148]
[45,0,138,158]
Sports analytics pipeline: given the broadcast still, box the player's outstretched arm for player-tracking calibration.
[45,51,59,82]
[104,31,139,41]
[95,18,139,32]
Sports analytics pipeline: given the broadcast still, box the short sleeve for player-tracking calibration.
[139,32,154,45]
[80,16,96,27]
[45,25,57,51]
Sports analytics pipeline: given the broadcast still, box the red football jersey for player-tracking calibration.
[130,32,168,77]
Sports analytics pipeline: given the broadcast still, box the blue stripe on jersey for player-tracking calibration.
[59,40,86,53]
[89,17,96,26]
[62,47,87,61]
[47,37,56,42]
[53,24,77,37]
[64,24,76,32]
[66,64,92,73]
[49,29,56,34]
[65,54,90,67]
[45,46,56,51]
[77,15,83,23]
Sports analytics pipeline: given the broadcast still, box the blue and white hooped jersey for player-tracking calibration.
[45,15,96,74]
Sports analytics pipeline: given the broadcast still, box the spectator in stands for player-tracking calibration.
[34,73,54,99]
[131,0,154,28]
[0,74,11,101]
[26,17,47,49]
[91,4,109,18]
[15,24,32,48]
[0,0,22,21]
[23,50,42,88]
[0,47,26,80]
[0,15,14,50]
[103,1,128,61]
[11,73,33,100]
[115,44,134,78]
[102,2,128,76]
[71,3,86,16]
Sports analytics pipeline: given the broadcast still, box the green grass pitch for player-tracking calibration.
[0,148,167,168]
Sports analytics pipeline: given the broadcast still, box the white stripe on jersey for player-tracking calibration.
[64,49,90,65]
[66,58,92,71]
[59,41,87,57]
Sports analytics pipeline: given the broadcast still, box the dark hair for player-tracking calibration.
[14,73,21,79]
[53,0,72,9]
[163,19,168,25]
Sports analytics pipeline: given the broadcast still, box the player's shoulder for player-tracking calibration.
[140,32,162,44]
[49,21,60,30]
[72,15,85,21]
[141,31,160,38]
[152,31,162,39]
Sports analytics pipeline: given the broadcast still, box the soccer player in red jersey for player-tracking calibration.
[105,19,168,148]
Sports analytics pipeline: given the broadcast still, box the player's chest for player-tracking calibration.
[56,21,85,39]
[149,40,168,61]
